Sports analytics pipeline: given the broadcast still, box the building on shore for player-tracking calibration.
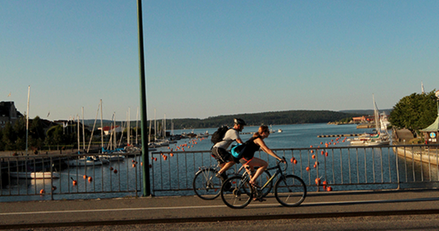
[0,101,23,129]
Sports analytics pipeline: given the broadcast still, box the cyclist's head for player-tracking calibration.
[258,125,270,138]
[234,118,246,131]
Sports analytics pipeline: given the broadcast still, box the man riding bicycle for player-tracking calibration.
[211,118,246,180]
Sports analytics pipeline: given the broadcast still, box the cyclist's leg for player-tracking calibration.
[214,147,235,176]
[246,157,268,185]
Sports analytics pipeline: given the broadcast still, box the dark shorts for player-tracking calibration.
[239,157,254,165]
[212,147,235,165]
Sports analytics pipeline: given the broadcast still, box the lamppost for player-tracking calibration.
[137,0,150,197]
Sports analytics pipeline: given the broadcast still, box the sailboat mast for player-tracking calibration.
[154,109,156,142]
[113,113,117,149]
[25,85,30,156]
[82,107,85,151]
[164,114,166,139]
[136,107,139,145]
[77,115,80,153]
[127,108,131,146]
[100,100,104,150]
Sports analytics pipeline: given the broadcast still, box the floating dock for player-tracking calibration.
[317,134,365,138]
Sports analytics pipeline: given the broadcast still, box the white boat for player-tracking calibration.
[9,172,60,179]
[65,156,107,167]
[350,95,390,146]
[100,147,126,161]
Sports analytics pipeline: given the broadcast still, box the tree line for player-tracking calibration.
[168,110,362,129]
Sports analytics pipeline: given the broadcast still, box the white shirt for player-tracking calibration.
[213,129,240,150]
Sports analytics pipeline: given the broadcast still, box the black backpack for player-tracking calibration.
[211,126,229,144]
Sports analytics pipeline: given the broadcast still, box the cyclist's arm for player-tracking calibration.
[254,138,283,161]
[236,138,243,144]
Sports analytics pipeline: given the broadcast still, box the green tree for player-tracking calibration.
[29,116,45,149]
[1,122,14,150]
[389,90,437,136]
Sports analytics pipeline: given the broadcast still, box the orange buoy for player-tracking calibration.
[132,163,136,168]
[113,169,118,174]
[72,180,77,186]
[170,153,174,157]
[325,152,328,157]
[141,162,143,166]
[306,167,310,171]
[321,150,324,155]
[83,175,87,179]
[310,145,313,148]
[326,186,332,191]
[312,155,316,159]
[88,176,93,182]
[315,178,321,185]
[310,150,314,154]
[293,159,298,164]
[51,186,57,191]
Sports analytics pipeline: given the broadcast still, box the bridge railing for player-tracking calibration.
[1,144,438,200]
[150,144,439,195]
[0,153,142,200]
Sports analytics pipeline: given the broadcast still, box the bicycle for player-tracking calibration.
[193,163,273,200]
[220,157,307,209]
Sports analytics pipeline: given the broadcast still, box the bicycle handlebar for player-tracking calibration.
[279,156,288,172]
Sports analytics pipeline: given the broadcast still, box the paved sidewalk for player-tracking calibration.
[1,189,439,229]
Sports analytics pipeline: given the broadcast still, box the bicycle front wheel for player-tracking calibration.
[274,175,307,207]
[193,168,222,200]
[221,176,253,209]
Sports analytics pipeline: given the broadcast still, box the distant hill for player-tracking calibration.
[339,109,392,116]
[84,110,366,130]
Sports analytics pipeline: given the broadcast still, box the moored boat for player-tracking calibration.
[9,171,60,179]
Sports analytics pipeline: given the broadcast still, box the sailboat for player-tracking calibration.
[350,95,390,146]
[99,109,125,161]
[17,86,61,177]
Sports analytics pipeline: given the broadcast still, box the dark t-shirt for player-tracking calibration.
[241,136,261,159]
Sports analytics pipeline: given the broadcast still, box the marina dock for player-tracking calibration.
[317,133,365,138]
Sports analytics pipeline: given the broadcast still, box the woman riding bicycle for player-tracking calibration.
[239,125,286,188]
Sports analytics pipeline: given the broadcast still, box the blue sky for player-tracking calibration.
[1,1,438,121]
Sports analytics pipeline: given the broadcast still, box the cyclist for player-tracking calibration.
[239,125,285,188]
[211,118,246,180]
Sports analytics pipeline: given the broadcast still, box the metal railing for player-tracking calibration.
[2,144,439,201]
[150,144,439,196]
[0,153,142,201]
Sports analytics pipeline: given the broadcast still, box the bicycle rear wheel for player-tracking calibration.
[221,176,253,209]
[274,175,306,207]
[193,168,222,200]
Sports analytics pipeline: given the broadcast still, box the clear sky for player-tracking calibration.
[1,0,438,121]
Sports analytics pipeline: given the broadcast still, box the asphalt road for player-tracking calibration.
[2,189,439,230]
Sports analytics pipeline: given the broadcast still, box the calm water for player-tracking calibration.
[5,123,436,201]
[174,123,373,150]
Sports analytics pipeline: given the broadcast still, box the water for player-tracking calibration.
[173,123,373,150]
[4,123,436,201]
